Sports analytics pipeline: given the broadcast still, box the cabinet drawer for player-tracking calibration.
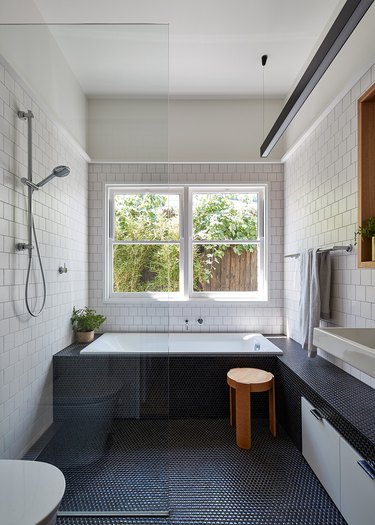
[301,397,340,509]
[340,436,375,525]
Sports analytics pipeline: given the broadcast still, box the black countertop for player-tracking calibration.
[271,336,375,452]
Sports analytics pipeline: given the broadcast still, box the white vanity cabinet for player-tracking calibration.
[301,396,375,525]
[301,396,341,508]
[340,437,375,525]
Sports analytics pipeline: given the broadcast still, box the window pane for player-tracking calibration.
[193,244,258,292]
[114,194,180,241]
[113,244,180,292]
[192,193,258,241]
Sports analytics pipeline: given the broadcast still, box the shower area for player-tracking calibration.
[0,23,171,519]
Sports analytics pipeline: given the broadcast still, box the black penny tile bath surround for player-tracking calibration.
[33,334,375,524]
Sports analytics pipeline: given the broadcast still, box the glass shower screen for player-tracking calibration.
[0,23,169,518]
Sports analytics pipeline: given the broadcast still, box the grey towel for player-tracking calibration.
[299,250,332,358]
[318,252,331,320]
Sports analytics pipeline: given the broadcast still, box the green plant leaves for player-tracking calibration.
[71,307,106,332]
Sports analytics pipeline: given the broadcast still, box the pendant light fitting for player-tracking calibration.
[261,55,268,142]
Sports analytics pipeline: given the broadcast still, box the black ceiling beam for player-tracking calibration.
[260,0,374,157]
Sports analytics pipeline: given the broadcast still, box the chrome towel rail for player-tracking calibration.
[284,244,353,259]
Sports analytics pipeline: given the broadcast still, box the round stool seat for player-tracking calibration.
[227,367,273,388]
[227,367,276,449]
[0,460,65,525]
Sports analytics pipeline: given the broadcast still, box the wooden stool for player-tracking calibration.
[227,368,276,449]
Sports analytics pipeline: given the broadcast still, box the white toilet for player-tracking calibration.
[0,460,65,525]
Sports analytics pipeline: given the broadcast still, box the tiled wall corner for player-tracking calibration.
[284,63,375,389]
[88,163,284,334]
[0,59,89,458]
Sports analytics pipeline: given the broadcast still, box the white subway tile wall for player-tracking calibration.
[284,63,375,389]
[88,163,284,334]
[0,60,89,458]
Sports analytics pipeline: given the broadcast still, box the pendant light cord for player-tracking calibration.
[262,65,265,140]
[261,55,268,142]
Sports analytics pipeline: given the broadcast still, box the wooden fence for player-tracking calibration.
[199,247,258,292]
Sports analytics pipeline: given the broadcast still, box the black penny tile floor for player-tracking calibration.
[33,418,346,525]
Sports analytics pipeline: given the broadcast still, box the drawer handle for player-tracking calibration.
[310,408,324,421]
[358,460,375,480]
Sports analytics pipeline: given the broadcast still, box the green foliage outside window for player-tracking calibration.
[113,192,257,293]
[193,193,257,249]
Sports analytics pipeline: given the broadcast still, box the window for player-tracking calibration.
[107,188,183,299]
[106,185,266,301]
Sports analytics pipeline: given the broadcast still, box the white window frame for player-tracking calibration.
[104,184,268,302]
[105,185,185,301]
[188,186,267,301]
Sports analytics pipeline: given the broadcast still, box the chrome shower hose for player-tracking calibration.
[25,214,46,317]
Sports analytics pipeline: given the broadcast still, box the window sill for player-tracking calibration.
[104,294,268,304]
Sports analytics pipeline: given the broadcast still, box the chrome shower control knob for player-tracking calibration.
[17,243,33,251]
[58,263,68,274]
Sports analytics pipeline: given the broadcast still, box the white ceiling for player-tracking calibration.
[30,0,345,98]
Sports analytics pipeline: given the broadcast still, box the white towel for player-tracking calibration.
[299,250,332,357]
[299,249,320,357]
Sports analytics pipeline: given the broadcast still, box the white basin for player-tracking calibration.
[313,328,375,378]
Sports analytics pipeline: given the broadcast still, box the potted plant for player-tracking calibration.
[355,216,375,261]
[71,306,106,343]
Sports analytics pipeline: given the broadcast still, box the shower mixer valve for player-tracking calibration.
[16,242,33,251]
[58,263,68,274]
[17,110,34,120]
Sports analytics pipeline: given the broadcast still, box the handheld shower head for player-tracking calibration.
[53,165,70,177]
[37,165,70,188]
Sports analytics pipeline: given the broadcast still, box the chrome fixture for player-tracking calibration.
[21,165,70,191]
[284,244,353,259]
[58,263,68,274]
[18,110,34,120]
[260,0,374,157]
[17,109,70,317]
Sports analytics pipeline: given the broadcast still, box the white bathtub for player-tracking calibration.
[80,333,283,355]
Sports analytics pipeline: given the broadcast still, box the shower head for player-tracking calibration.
[36,165,70,188]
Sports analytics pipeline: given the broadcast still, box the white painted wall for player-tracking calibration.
[0,57,89,459]
[88,98,284,162]
[0,0,44,22]
[0,25,87,150]
[168,99,284,162]
[88,98,168,162]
